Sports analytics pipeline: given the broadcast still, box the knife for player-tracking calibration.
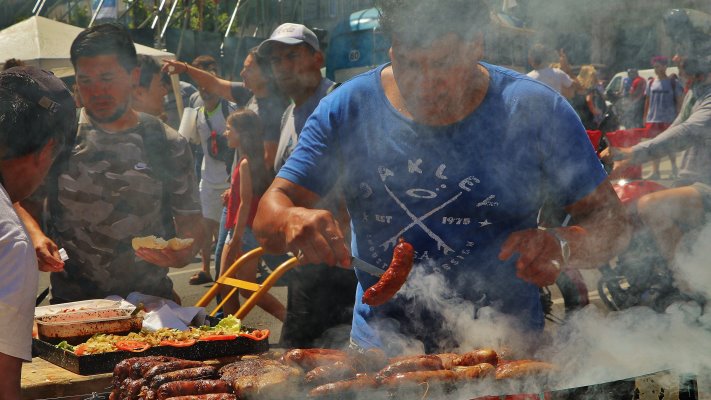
[351,257,385,277]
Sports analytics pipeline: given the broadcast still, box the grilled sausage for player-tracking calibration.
[379,369,457,386]
[113,356,177,388]
[453,363,496,380]
[304,361,358,385]
[130,357,181,379]
[376,355,443,381]
[453,348,498,367]
[362,238,415,306]
[163,395,237,400]
[145,361,205,381]
[495,360,556,380]
[281,348,349,370]
[150,366,219,389]
[156,380,232,400]
[308,374,378,397]
[123,378,147,399]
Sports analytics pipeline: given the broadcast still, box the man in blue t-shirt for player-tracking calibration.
[253,0,630,354]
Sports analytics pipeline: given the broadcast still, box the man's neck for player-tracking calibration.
[89,108,140,133]
[205,98,221,112]
[290,75,323,107]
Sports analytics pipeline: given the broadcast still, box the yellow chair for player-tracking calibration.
[194,247,298,319]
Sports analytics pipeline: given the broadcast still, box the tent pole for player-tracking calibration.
[88,0,106,27]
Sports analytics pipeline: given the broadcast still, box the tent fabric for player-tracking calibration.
[0,16,175,77]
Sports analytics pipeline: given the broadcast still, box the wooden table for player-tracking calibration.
[22,357,112,400]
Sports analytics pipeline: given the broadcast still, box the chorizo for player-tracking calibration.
[121,378,147,399]
[453,348,498,367]
[304,361,357,385]
[163,395,237,400]
[308,374,378,397]
[156,380,232,400]
[376,355,443,381]
[495,360,556,380]
[379,370,457,386]
[145,361,205,381]
[150,366,218,389]
[453,363,496,380]
[362,238,415,306]
[113,356,177,387]
[281,348,349,370]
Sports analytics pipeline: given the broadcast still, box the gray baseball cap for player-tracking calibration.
[258,23,320,56]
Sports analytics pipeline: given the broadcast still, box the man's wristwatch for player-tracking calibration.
[537,226,570,269]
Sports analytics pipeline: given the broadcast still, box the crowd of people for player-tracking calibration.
[1,0,710,397]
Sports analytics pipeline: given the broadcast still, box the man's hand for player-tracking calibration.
[33,235,65,272]
[283,207,351,268]
[498,228,564,287]
[600,146,634,179]
[161,59,189,75]
[221,189,230,207]
[135,246,195,269]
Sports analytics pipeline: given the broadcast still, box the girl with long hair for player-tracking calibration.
[219,109,285,320]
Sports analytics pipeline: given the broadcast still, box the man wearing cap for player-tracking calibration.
[256,23,358,348]
[253,0,629,354]
[0,66,77,398]
[17,23,205,303]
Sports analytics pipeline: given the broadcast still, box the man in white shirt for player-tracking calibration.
[527,43,577,98]
[0,66,77,399]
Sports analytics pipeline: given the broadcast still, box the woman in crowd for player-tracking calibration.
[573,65,607,130]
[219,109,286,320]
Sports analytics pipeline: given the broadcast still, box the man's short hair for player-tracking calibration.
[70,23,137,72]
[528,44,550,66]
[137,55,162,89]
[2,58,25,71]
[0,66,77,160]
[192,55,218,73]
[375,0,490,47]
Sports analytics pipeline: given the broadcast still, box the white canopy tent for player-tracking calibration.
[0,16,175,77]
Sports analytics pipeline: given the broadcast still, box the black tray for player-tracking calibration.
[32,334,269,376]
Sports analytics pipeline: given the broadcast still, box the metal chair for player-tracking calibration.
[194,247,298,319]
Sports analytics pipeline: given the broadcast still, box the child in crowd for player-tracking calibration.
[219,109,286,320]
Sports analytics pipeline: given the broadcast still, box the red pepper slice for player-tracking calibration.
[159,338,197,347]
[115,340,151,352]
[199,334,238,341]
[74,343,88,356]
[239,329,270,341]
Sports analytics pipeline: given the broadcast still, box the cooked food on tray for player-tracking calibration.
[131,235,195,251]
[54,315,268,355]
[107,347,556,400]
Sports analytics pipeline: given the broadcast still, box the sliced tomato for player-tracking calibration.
[74,343,88,356]
[159,338,197,347]
[115,340,151,352]
[239,329,270,341]
[199,334,237,341]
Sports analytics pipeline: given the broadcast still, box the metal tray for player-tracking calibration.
[32,332,269,376]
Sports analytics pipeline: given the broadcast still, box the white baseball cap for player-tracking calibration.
[258,23,320,56]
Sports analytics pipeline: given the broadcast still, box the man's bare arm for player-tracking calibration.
[0,352,21,400]
[253,177,351,267]
[163,60,236,102]
[500,180,631,286]
[15,200,64,272]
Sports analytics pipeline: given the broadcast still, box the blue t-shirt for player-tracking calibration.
[278,63,606,351]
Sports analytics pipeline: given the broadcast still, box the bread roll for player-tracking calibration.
[132,236,194,251]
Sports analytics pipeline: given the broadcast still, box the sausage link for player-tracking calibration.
[304,361,358,385]
[145,361,205,381]
[131,357,181,379]
[495,360,556,380]
[376,355,443,381]
[308,374,378,397]
[150,366,218,389]
[453,349,499,367]
[379,370,457,386]
[156,379,232,400]
[362,238,414,306]
[163,395,237,400]
[453,363,496,380]
[281,348,349,370]
[113,356,177,388]
[120,378,146,399]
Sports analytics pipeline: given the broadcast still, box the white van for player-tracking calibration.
[604,67,679,99]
